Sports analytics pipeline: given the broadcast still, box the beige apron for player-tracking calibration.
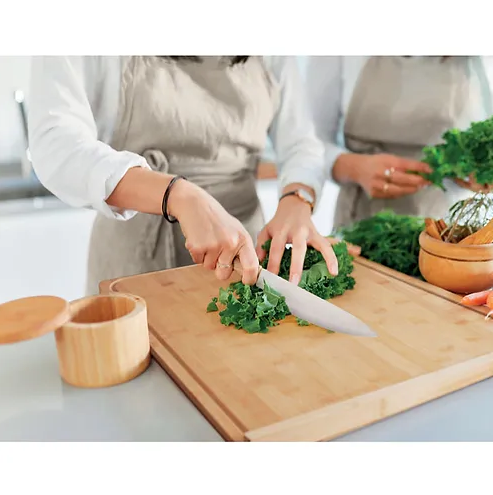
[333,56,491,229]
[86,56,280,295]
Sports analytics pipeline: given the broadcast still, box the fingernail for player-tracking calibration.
[330,262,338,275]
[291,274,301,286]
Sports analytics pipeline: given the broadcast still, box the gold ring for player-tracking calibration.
[216,262,232,269]
[383,183,389,192]
[384,167,395,178]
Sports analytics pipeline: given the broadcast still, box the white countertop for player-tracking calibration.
[3,331,493,441]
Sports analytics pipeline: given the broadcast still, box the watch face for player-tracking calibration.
[298,189,314,204]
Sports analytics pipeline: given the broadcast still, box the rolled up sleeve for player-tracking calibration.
[266,56,326,210]
[28,56,150,220]
[305,56,348,184]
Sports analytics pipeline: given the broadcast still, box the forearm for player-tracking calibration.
[106,168,195,218]
[331,153,363,184]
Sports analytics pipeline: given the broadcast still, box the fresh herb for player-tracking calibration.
[419,117,493,190]
[442,192,493,242]
[207,241,356,333]
[336,210,425,278]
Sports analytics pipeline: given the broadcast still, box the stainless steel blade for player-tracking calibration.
[257,268,377,337]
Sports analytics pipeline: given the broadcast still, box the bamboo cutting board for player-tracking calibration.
[107,258,493,441]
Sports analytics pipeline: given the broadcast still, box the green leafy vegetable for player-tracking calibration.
[261,239,356,301]
[336,210,425,278]
[206,298,218,312]
[208,240,356,333]
[296,317,310,326]
[419,117,493,190]
[214,281,290,334]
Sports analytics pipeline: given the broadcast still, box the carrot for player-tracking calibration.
[460,289,493,307]
[486,292,493,320]
[487,291,493,309]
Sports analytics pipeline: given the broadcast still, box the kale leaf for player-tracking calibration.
[419,117,493,189]
[212,281,290,334]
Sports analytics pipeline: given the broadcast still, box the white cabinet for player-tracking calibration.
[0,199,96,304]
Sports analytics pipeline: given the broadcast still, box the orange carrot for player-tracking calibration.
[488,292,493,309]
[460,289,493,307]
[484,291,493,321]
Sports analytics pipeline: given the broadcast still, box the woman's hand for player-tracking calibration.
[255,191,361,286]
[333,153,432,198]
[454,176,493,194]
[168,179,260,285]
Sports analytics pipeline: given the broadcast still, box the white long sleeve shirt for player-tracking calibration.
[303,56,493,183]
[28,56,325,221]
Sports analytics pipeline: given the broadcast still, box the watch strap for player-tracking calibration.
[279,189,314,211]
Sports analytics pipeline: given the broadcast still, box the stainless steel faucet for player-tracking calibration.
[13,89,32,178]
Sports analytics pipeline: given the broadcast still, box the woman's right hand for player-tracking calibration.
[168,179,260,286]
[333,153,432,198]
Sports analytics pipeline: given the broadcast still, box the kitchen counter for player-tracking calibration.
[2,181,493,441]
[3,332,493,441]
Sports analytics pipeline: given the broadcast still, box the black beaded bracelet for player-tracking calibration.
[161,175,188,223]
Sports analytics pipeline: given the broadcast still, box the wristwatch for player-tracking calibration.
[279,189,315,212]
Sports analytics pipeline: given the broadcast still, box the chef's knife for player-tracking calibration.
[233,260,377,338]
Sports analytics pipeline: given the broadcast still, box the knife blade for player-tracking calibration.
[233,261,377,338]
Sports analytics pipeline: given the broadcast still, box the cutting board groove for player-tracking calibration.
[106,257,493,441]
[355,257,490,317]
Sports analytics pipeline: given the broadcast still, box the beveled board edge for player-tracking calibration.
[245,350,493,442]
[149,333,245,442]
[354,256,490,317]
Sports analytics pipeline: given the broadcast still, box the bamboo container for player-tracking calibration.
[0,293,151,388]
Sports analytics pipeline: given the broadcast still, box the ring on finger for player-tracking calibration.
[216,262,232,269]
[383,183,390,192]
[384,167,395,178]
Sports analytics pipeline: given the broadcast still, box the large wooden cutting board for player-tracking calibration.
[106,258,493,441]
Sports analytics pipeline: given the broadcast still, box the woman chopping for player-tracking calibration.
[304,56,493,229]
[28,56,350,295]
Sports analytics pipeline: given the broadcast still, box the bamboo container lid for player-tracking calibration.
[0,293,151,388]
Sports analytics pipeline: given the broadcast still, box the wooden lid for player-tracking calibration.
[0,295,70,344]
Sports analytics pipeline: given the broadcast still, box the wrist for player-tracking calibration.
[166,177,199,220]
[279,183,315,213]
[332,153,365,184]
[278,194,312,214]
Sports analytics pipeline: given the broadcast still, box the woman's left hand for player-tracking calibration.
[256,194,361,286]
[454,175,493,193]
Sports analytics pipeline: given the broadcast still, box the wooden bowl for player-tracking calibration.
[55,294,151,388]
[418,231,493,294]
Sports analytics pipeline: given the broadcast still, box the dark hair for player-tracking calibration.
[161,56,249,65]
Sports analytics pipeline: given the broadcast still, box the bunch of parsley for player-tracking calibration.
[207,240,356,334]
[419,116,493,190]
[335,210,425,278]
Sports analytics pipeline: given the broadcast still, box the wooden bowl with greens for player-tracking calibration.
[419,230,493,294]
[418,191,493,294]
